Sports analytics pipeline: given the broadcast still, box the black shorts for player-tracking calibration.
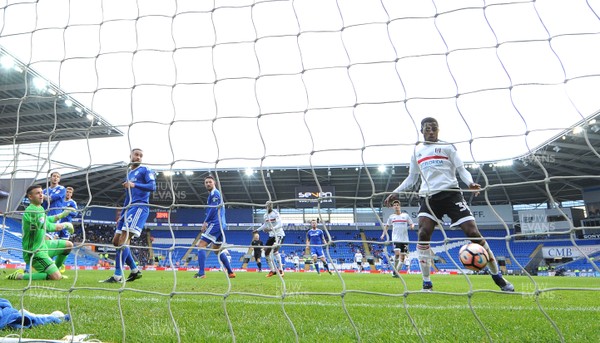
[418,190,474,227]
[393,242,408,253]
[265,236,284,252]
[253,249,262,260]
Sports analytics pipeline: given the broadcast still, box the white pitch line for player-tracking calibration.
[16,292,600,312]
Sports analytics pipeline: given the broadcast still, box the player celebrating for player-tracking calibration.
[100,148,156,283]
[305,219,332,275]
[255,201,285,278]
[384,117,513,292]
[381,200,414,277]
[250,232,264,272]
[194,175,235,279]
[6,185,74,281]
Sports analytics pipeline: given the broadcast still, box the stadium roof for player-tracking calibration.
[56,111,600,210]
[2,1,600,211]
[0,47,122,178]
[2,1,600,173]
[0,48,122,145]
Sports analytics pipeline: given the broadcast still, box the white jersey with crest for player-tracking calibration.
[258,209,285,238]
[393,141,474,197]
[386,213,413,242]
[354,252,363,263]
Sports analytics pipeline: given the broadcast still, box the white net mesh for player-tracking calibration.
[1,0,600,342]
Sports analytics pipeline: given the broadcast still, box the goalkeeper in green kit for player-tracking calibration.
[6,185,75,281]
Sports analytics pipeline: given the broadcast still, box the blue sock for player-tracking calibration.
[124,246,138,271]
[114,248,124,277]
[197,249,206,276]
[219,252,233,274]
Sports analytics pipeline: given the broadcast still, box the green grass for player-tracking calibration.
[1,270,599,342]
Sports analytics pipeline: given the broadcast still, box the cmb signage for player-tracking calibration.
[295,186,335,208]
[542,245,600,259]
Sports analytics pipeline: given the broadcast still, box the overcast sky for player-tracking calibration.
[1,0,600,175]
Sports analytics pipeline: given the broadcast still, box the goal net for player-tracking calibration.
[1,0,600,342]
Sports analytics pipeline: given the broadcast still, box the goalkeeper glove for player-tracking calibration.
[62,222,74,234]
[56,207,76,220]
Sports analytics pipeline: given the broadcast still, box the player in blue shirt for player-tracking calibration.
[100,148,156,283]
[42,171,66,218]
[55,186,78,273]
[57,186,77,240]
[305,219,332,275]
[194,175,235,279]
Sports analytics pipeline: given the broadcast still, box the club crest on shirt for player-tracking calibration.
[435,148,442,154]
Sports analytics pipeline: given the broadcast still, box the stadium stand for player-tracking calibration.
[3,214,598,273]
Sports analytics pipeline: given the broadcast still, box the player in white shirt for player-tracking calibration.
[354,251,364,272]
[385,117,513,292]
[255,201,286,278]
[292,254,300,272]
[381,200,413,277]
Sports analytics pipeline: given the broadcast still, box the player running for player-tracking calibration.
[381,200,413,277]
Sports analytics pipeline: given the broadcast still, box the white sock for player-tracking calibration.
[394,256,401,272]
[275,252,283,270]
[418,244,431,282]
[268,255,276,271]
[482,242,499,275]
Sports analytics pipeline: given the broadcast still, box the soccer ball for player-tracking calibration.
[459,243,489,271]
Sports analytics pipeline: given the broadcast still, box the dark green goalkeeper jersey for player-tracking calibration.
[21,203,58,260]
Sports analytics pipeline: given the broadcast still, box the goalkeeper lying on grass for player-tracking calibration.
[6,184,74,281]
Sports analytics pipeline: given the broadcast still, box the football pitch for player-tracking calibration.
[1,270,598,343]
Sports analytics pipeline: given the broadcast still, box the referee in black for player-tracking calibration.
[251,232,264,272]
